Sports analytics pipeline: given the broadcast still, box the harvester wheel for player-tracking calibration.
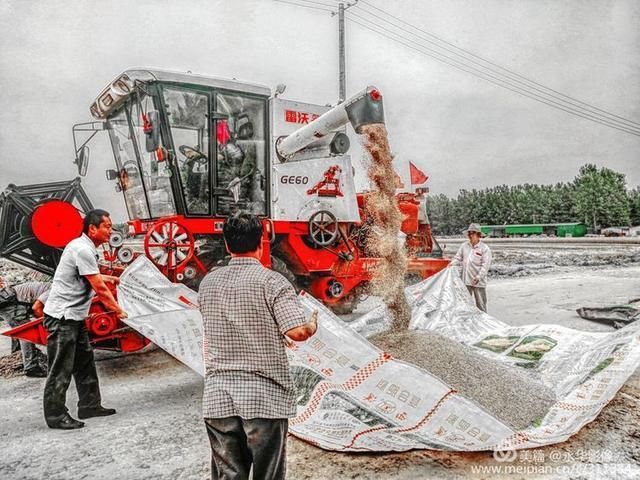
[308,210,339,247]
[144,220,195,276]
[271,256,300,291]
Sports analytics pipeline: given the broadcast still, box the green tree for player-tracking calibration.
[427,194,455,235]
[574,164,630,230]
[629,187,640,225]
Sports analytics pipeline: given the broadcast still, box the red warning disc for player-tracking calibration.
[31,201,83,248]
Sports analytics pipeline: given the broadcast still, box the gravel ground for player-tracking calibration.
[369,331,556,431]
[0,259,50,285]
[0,351,22,378]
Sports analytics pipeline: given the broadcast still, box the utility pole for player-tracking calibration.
[281,0,356,103]
[338,2,346,103]
[336,1,357,103]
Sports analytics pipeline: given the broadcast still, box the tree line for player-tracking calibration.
[427,164,640,235]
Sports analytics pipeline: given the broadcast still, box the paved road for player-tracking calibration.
[438,236,640,255]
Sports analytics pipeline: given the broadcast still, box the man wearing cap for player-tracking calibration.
[452,223,492,312]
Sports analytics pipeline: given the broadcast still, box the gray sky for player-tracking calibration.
[1,0,639,222]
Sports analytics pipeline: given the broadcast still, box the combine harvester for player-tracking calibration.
[0,68,448,353]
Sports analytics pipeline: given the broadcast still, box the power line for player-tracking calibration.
[346,16,640,137]
[274,0,640,136]
[346,11,640,136]
[358,0,640,129]
[294,0,338,9]
[354,5,640,134]
[348,14,640,137]
[273,0,334,13]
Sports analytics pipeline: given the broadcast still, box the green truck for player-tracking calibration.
[480,223,587,238]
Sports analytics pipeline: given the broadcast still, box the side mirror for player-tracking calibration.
[75,146,90,176]
[274,83,287,97]
[145,110,161,153]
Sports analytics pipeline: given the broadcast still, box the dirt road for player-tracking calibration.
[1,265,639,479]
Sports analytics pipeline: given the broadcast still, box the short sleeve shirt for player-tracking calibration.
[198,257,307,419]
[43,234,100,321]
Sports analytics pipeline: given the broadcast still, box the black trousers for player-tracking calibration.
[7,306,41,372]
[205,417,288,480]
[43,315,101,425]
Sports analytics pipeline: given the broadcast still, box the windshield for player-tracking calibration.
[215,92,267,216]
[107,108,150,219]
[163,87,210,215]
[106,95,176,221]
[130,94,176,218]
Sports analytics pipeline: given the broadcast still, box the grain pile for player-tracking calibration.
[360,124,410,330]
[370,330,556,430]
[0,351,24,378]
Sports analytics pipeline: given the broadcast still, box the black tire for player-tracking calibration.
[329,301,356,315]
[271,256,301,291]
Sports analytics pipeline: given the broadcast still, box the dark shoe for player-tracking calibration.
[47,414,85,430]
[77,406,117,419]
[25,366,47,378]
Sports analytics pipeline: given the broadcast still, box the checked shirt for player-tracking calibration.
[198,257,307,419]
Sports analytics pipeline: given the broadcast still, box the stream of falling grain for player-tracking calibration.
[360,124,410,330]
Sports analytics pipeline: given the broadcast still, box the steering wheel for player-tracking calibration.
[178,145,208,165]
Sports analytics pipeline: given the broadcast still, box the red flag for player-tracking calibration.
[409,161,429,185]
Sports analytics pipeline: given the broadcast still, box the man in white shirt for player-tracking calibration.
[452,223,492,312]
[43,209,127,430]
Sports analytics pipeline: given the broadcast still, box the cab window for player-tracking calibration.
[214,92,267,216]
[130,94,176,218]
[163,88,210,215]
[106,108,150,219]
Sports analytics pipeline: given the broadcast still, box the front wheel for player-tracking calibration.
[271,256,301,291]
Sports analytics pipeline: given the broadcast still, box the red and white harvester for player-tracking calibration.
[1,69,448,352]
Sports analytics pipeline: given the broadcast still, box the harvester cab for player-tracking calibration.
[1,68,448,353]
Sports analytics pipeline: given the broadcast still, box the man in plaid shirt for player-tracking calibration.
[198,213,318,479]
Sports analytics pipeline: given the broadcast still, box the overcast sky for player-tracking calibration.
[1,0,638,222]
